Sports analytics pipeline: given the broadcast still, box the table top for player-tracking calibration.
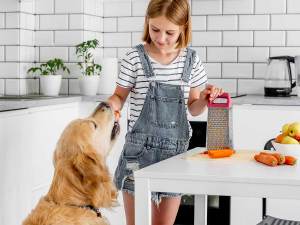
[134,148,300,187]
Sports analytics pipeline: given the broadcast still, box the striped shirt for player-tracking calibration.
[117,47,208,131]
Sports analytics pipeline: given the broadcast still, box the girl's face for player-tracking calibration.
[148,16,182,51]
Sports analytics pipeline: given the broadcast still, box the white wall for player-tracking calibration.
[1,0,300,95]
[102,0,300,95]
[0,0,103,95]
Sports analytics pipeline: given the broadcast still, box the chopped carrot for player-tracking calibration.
[207,149,235,158]
[260,152,285,164]
[114,110,121,121]
[254,154,278,167]
[284,156,297,165]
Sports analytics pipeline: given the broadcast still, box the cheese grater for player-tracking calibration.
[206,92,232,150]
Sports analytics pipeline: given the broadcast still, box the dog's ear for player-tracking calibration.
[73,145,117,207]
[73,146,107,183]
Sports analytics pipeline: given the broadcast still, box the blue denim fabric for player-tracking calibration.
[114,44,195,204]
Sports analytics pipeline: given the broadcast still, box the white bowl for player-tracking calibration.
[271,141,300,157]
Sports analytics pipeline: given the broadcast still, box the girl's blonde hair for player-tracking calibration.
[142,0,191,49]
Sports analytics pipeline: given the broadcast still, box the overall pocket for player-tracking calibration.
[159,145,187,161]
[123,142,156,173]
[150,96,183,129]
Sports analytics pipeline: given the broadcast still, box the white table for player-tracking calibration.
[134,148,300,225]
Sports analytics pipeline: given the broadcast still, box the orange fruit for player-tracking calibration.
[275,134,285,143]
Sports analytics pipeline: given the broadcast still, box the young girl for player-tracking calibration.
[108,0,223,224]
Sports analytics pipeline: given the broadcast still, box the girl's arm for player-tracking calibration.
[107,86,131,112]
[188,84,223,116]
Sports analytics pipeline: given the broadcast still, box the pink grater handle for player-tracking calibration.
[207,92,232,109]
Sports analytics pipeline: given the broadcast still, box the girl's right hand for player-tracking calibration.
[200,84,223,103]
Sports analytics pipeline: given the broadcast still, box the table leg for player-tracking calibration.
[194,194,207,225]
[135,177,151,225]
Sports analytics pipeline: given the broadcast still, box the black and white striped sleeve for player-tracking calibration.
[116,51,137,88]
[190,54,207,88]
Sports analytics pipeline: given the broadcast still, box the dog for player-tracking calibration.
[23,102,120,225]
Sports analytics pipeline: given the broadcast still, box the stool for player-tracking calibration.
[258,215,300,225]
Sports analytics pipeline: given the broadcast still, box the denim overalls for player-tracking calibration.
[114,44,196,204]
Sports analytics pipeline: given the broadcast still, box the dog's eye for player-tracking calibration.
[90,121,97,129]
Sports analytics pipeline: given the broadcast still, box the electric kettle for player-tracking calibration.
[264,56,296,97]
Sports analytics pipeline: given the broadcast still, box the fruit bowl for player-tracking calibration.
[271,141,300,157]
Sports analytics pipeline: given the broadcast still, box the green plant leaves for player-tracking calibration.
[27,58,70,76]
[75,38,101,76]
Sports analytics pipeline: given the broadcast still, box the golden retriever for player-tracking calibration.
[23,102,120,225]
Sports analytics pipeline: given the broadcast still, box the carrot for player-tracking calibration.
[284,156,297,165]
[260,152,285,164]
[114,110,121,121]
[200,150,208,154]
[207,149,235,158]
[254,154,278,167]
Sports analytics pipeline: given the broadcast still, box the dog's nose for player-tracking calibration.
[98,102,111,109]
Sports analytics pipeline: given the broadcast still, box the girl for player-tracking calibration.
[108,0,223,224]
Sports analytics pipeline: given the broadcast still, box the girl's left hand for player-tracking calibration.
[200,84,224,102]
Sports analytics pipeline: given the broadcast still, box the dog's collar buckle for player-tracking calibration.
[83,205,102,218]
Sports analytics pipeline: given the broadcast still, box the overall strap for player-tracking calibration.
[135,44,155,78]
[182,47,196,83]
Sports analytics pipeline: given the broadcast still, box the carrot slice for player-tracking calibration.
[114,110,121,121]
[254,154,278,167]
[284,156,297,165]
[260,152,285,164]
[207,149,235,158]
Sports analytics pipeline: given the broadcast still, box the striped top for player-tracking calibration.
[117,46,208,131]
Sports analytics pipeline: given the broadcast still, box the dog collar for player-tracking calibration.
[82,205,102,218]
[66,203,102,218]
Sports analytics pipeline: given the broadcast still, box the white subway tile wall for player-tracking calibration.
[0,79,4,95]
[1,0,300,95]
[0,0,103,95]
[0,46,4,61]
[101,0,300,95]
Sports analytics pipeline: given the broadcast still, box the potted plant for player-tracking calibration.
[76,39,102,96]
[27,58,70,96]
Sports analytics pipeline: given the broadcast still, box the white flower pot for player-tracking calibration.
[98,57,118,95]
[40,75,62,96]
[79,75,100,96]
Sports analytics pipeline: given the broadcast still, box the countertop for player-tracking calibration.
[231,94,300,106]
[0,95,110,112]
[0,94,300,112]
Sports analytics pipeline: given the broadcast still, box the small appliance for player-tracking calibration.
[264,56,296,97]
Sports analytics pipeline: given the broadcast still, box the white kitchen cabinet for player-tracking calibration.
[231,104,300,223]
[0,108,33,225]
[28,103,80,208]
[0,102,80,225]
[79,101,127,225]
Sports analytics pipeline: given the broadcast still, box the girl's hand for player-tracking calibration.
[200,84,224,102]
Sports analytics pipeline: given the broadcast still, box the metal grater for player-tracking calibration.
[206,92,232,150]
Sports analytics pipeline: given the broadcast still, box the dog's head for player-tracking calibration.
[91,102,120,156]
[50,102,119,208]
[55,102,120,160]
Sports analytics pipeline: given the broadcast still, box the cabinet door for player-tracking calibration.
[232,104,300,222]
[28,103,79,208]
[0,103,80,225]
[232,105,300,150]
[0,109,33,225]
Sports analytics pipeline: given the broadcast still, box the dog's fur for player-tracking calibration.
[23,102,120,225]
